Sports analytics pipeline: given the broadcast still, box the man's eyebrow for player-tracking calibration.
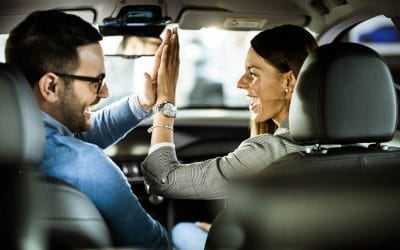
[247,65,260,70]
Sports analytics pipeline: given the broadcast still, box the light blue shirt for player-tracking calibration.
[40,96,169,248]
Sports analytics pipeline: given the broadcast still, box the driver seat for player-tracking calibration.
[0,63,112,249]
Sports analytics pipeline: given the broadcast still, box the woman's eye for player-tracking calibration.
[250,72,257,78]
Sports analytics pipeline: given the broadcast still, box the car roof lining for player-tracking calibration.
[0,0,399,38]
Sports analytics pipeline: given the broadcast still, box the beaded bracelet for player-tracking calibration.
[147,124,174,134]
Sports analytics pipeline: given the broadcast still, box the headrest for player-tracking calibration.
[290,43,397,145]
[0,63,45,169]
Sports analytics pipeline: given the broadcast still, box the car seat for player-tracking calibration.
[205,42,400,249]
[0,63,112,250]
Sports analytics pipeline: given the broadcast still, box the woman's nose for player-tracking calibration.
[237,74,249,89]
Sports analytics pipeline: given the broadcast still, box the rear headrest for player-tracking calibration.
[0,63,45,168]
[290,43,397,145]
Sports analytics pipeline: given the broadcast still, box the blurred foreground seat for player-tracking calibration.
[206,42,400,249]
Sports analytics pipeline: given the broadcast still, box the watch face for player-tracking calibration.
[161,102,176,118]
[164,102,176,110]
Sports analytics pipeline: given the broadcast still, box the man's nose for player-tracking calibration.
[97,82,109,98]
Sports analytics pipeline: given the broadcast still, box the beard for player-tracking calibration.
[57,85,92,133]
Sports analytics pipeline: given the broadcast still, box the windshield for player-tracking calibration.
[0,27,257,109]
[100,27,258,109]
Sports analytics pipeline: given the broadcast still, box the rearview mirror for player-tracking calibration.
[102,35,162,58]
[99,5,171,38]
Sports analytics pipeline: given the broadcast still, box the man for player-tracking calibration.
[5,9,171,248]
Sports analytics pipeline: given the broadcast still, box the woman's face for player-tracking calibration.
[237,47,294,125]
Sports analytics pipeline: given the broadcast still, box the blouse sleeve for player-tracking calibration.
[141,134,300,199]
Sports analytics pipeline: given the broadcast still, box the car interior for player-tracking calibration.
[0,0,400,249]
[206,41,400,249]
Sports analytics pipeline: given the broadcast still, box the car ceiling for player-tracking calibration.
[0,0,399,38]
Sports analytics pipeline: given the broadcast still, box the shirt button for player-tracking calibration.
[159,178,167,184]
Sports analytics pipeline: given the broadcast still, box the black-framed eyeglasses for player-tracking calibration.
[54,72,106,94]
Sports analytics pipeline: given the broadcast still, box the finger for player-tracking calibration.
[163,29,172,46]
[153,30,171,66]
[151,43,167,78]
[155,30,171,58]
[151,29,173,78]
[144,72,156,84]
[160,45,169,70]
[154,43,163,59]
[168,34,176,63]
[151,44,164,78]
[170,34,179,65]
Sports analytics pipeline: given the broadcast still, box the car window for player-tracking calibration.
[0,34,7,62]
[100,27,258,109]
[0,28,257,109]
[339,15,400,84]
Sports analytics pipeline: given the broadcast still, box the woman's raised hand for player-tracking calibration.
[156,28,180,104]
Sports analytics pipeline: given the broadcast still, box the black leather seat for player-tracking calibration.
[0,62,47,249]
[0,63,112,249]
[205,43,400,249]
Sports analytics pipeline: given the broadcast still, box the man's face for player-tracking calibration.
[55,43,108,133]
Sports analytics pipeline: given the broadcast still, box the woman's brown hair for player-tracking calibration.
[249,24,318,136]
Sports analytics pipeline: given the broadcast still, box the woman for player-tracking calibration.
[143,25,317,249]
[142,24,318,199]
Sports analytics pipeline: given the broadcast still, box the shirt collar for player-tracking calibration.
[274,117,289,136]
[41,111,74,137]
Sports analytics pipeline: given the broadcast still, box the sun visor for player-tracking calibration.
[179,9,309,30]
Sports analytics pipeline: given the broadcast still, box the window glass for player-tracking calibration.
[347,15,400,54]
[0,34,8,62]
[342,15,400,84]
[0,27,258,109]
[100,27,258,109]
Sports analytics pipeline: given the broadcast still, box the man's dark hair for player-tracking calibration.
[5,9,103,87]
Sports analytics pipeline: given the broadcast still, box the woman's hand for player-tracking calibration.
[149,29,179,146]
[156,28,180,104]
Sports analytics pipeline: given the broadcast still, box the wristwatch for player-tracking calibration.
[152,102,177,118]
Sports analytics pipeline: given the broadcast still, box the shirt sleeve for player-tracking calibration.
[78,95,152,149]
[78,146,170,248]
[141,134,301,199]
[41,134,169,248]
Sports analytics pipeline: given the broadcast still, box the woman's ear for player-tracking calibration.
[284,71,296,94]
[37,72,61,103]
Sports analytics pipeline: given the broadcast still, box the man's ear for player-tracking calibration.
[37,72,62,103]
